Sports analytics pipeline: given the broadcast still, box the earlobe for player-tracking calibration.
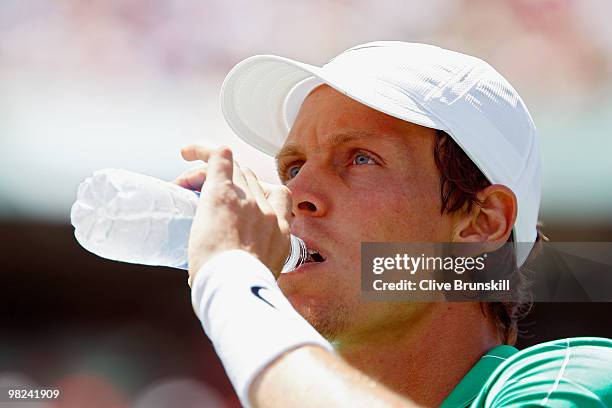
[452,185,517,248]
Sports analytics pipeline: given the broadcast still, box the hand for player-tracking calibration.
[178,145,292,285]
[174,155,282,195]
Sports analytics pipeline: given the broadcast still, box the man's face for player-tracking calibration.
[275,85,458,342]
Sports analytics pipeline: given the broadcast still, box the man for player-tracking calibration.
[175,42,612,407]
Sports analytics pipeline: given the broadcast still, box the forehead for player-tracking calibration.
[278,85,428,157]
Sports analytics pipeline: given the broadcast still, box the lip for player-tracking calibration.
[298,237,328,261]
[281,235,329,274]
[284,258,327,275]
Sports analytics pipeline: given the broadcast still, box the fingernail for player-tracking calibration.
[217,146,232,158]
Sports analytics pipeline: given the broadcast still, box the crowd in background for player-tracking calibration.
[1,2,611,406]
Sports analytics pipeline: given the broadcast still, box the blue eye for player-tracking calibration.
[353,153,375,165]
[288,166,301,179]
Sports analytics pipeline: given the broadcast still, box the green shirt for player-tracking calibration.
[441,337,612,407]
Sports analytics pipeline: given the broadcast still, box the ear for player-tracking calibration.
[451,184,517,249]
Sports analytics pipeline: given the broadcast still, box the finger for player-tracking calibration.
[243,168,274,214]
[205,147,234,187]
[267,185,293,229]
[231,162,252,201]
[174,164,208,190]
[181,144,215,162]
[182,145,250,198]
[243,170,291,220]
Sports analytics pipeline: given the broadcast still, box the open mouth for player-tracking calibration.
[305,248,326,263]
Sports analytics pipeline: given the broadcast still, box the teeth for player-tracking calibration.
[307,248,320,255]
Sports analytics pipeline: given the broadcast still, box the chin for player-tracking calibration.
[281,291,350,340]
[277,259,359,339]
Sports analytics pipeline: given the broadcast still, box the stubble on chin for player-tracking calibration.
[292,299,350,342]
[278,276,353,341]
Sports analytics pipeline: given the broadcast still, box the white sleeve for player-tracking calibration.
[191,249,334,407]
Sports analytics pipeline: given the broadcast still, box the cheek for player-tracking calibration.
[343,176,448,241]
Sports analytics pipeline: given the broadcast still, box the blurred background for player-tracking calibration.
[1,0,611,406]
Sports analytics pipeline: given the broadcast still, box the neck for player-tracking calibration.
[334,303,500,407]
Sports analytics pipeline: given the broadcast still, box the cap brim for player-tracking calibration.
[220,55,443,156]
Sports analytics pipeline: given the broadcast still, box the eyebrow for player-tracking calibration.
[274,129,378,163]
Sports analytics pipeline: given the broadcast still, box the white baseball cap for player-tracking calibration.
[220,41,541,266]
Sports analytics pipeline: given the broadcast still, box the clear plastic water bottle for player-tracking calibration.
[70,168,307,272]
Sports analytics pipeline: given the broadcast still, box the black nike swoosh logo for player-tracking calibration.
[251,286,276,309]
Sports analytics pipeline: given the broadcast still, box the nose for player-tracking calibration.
[287,163,328,218]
